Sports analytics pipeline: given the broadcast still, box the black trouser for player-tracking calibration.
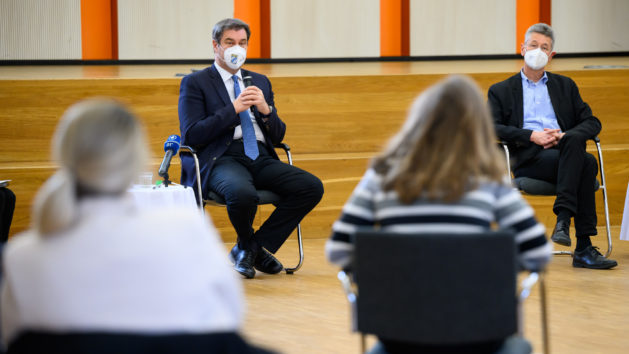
[208,140,323,253]
[514,134,598,237]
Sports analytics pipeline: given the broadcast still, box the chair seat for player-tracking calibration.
[206,190,281,206]
[514,177,600,196]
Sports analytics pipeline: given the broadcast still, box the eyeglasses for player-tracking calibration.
[525,42,552,54]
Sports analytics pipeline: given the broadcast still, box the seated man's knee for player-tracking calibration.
[222,186,259,207]
[303,175,324,205]
[584,153,598,174]
[560,133,587,148]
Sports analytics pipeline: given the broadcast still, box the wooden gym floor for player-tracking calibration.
[2,58,629,353]
[1,57,629,80]
[243,233,629,354]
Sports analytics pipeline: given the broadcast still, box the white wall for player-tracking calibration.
[410,0,516,56]
[270,0,380,59]
[552,0,629,53]
[2,0,627,61]
[0,0,82,60]
[117,0,233,60]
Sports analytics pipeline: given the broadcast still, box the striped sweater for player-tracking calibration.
[326,169,552,271]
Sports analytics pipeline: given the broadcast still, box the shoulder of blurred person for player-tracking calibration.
[1,194,243,345]
[4,194,222,261]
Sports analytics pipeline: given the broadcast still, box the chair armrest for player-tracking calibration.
[518,272,540,302]
[273,143,290,152]
[273,143,293,166]
[179,145,197,154]
[337,270,357,305]
[338,270,359,332]
[497,141,512,176]
[176,145,203,209]
[517,271,549,353]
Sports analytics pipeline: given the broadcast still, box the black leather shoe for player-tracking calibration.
[551,220,571,247]
[229,245,256,279]
[573,246,618,269]
[229,245,239,263]
[254,248,283,274]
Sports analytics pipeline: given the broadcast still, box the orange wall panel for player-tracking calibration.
[81,0,117,60]
[516,0,551,53]
[234,0,270,58]
[380,0,409,56]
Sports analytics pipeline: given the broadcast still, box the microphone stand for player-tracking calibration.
[161,173,172,187]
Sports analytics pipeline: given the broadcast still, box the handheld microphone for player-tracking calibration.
[158,135,181,179]
[243,75,253,88]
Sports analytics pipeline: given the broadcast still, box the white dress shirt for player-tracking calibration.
[1,194,244,345]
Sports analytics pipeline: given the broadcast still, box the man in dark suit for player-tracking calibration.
[178,18,324,279]
[488,23,617,269]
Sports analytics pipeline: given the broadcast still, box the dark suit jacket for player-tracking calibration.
[178,65,286,199]
[488,71,601,169]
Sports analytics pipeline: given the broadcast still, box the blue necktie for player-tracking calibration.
[232,75,259,160]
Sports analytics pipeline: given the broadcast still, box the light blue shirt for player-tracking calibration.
[521,70,561,132]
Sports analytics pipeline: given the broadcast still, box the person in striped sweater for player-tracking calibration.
[326,75,552,273]
[326,75,552,353]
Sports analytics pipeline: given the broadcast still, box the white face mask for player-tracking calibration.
[222,45,247,70]
[524,48,549,70]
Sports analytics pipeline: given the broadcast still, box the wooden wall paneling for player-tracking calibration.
[2,68,628,241]
[0,78,181,164]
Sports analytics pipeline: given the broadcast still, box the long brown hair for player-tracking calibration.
[372,75,506,203]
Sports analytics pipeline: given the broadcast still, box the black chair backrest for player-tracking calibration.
[353,230,518,346]
[8,331,275,354]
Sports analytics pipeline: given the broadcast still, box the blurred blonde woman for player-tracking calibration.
[326,75,552,354]
[1,99,270,353]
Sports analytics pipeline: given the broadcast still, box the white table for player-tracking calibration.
[620,181,629,241]
[128,183,198,211]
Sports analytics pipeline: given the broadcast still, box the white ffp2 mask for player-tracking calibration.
[223,45,247,70]
[524,48,549,70]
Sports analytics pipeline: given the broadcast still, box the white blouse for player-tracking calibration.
[1,195,243,345]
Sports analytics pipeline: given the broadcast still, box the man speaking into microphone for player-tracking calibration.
[178,18,323,279]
